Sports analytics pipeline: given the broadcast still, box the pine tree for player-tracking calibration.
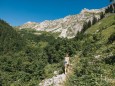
[110,0,115,3]
[100,12,104,19]
[110,0,115,13]
[92,16,97,25]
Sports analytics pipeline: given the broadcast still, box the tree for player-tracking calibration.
[110,0,115,3]
[110,0,115,13]
[100,12,104,19]
[92,16,97,25]
[109,4,114,12]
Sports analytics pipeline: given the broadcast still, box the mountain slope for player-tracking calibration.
[37,14,115,86]
[0,19,77,86]
[18,3,115,38]
[65,14,115,86]
[0,4,115,86]
[0,19,24,54]
[19,8,105,38]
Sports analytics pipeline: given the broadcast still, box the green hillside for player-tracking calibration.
[0,19,75,86]
[65,14,115,86]
[0,20,24,54]
[0,14,115,86]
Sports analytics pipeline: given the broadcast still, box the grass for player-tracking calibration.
[65,14,115,86]
[86,14,115,34]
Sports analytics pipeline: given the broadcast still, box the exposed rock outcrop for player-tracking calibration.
[19,7,107,38]
[39,73,66,86]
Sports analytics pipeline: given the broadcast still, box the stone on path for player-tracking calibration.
[39,73,66,86]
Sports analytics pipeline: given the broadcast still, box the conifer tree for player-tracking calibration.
[110,0,115,13]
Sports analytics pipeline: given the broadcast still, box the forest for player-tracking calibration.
[0,19,78,85]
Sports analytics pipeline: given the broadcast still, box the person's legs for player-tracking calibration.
[67,64,69,73]
[65,64,70,74]
[65,64,67,74]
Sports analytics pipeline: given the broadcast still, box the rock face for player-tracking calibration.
[19,8,106,38]
[39,73,66,86]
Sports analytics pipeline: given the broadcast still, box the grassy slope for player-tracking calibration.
[86,15,115,41]
[65,14,115,86]
[86,14,115,57]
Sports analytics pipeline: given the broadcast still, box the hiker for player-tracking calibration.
[64,53,70,74]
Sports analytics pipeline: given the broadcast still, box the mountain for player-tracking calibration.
[65,14,115,86]
[0,19,75,85]
[39,13,115,86]
[0,4,115,86]
[19,8,105,38]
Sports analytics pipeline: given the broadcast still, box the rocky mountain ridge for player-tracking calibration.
[19,7,106,38]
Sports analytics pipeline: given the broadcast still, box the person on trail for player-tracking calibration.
[64,53,70,74]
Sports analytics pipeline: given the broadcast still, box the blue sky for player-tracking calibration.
[0,0,110,26]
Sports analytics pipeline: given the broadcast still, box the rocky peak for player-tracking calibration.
[81,8,105,14]
[18,7,107,38]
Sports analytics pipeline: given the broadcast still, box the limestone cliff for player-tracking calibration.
[19,7,106,38]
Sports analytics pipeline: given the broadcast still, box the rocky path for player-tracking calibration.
[39,56,79,86]
[39,73,66,86]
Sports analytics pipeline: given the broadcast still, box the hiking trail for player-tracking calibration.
[39,55,79,86]
[39,73,66,86]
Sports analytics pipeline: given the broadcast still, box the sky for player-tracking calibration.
[0,0,110,26]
